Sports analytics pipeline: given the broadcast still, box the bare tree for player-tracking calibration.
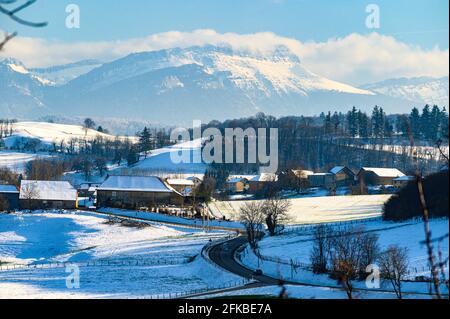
[239,201,265,249]
[329,228,362,299]
[262,196,291,236]
[310,224,333,274]
[328,226,380,299]
[20,181,39,210]
[379,246,409,299]
[0,0,47,51]
[359,232,380,278]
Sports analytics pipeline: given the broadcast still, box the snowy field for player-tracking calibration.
[0,151,52,173]
[0,211,241,298]
[200,284,437,299]
[97,208,244,230]
[209,195,391,224]
[238,218,449,297]
[116,139,206,174]
[5,122,136,148]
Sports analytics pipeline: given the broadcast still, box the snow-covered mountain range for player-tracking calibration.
[361,76,449,108]
[1,46,448,123]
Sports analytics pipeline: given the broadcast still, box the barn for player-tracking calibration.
[308,173,335,189]
[357,167,405,186]
[19,180,78,210]
[329,166,355,187]
[0,185,20,211]
[97,175,185,209]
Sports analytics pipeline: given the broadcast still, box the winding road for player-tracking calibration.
[208,236,280,285]
[200,235,447,299]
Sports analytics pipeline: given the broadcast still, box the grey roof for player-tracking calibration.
[98,175,172,193]
[329,166,346,175]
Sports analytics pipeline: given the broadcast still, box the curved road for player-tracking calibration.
[205,235,446,298]
[208,236,280,285]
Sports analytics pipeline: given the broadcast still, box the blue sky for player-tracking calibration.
[1,0,448,49]
[1,0,448,84]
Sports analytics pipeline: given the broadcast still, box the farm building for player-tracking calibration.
[0,185,20,211]
[226,173,278,194]
[226,176,251,193]
[166,178,196,196]
[357,167,405,186]
[393,175,416,188]
[19,180,78,210]
[97,175,185,209]
[77,182,101,197]
[308,173,335,189]
[292,169,314,180]
[329,166,355,187]
[247,173,278,193]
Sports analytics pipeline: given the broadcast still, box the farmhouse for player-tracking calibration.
[226,176,251,193]
[357,167,405,186]
[329,166,355,187]
[226,173,278,194]
[0,185,20,210]
[308,173,335,189]
[19,180,78,210]
[97,175,184,209]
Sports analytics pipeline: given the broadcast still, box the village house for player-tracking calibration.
[226,173,278,194]
[226,176,251,193]
[0,184,20,211]
[329,166,355,187]
[393,175,416,188]
[96,175,185,209]
[308,173,335,189]
[19,180,78,210]
[357,167,405,186]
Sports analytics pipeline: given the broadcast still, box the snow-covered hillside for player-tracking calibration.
[4,121,136,149]
[0,58,48,118]
[115,139,207,175]
[0,151,52,173]
[361,76,449,108]
[29,60,103,86]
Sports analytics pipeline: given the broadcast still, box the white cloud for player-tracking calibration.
[0,29,448,85]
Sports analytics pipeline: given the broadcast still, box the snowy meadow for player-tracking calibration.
[0,211,240,298]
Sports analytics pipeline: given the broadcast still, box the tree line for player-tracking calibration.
[202,106,448,178]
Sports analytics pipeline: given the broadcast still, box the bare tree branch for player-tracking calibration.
[0,31,17,51]
[0,0,47,51]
